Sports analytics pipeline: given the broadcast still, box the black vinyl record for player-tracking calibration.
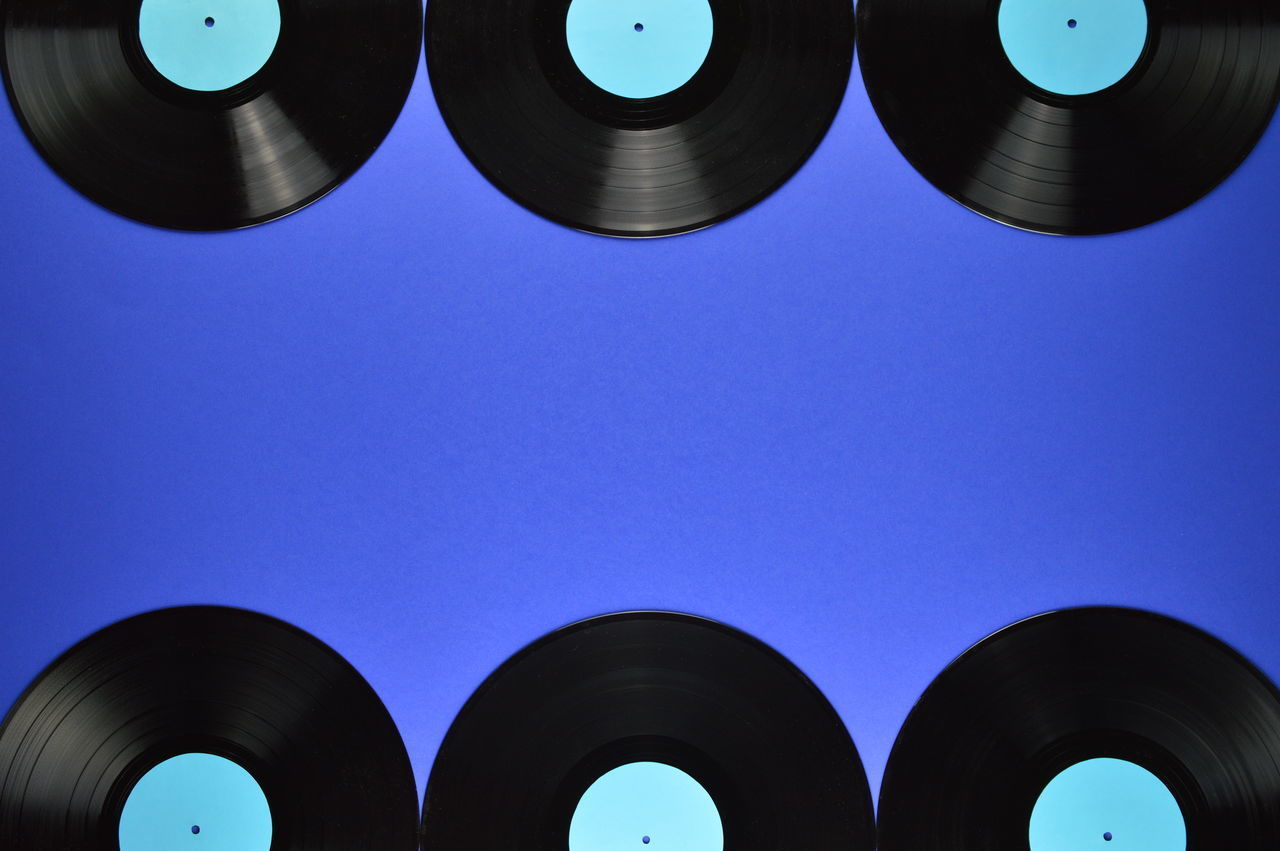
[0,0,420,230]
[877,607,1280,851]
[856,0,1280,234]
[425,0,854,237]
[0,606,419,850]
[420,611,875,848]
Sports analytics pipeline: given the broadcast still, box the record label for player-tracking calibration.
[1028,758,1185,851]
[118,753,273,850]
[997,0,1147,96]
[569,761,724,850]
[137,0,281,92]
[565,0,713,99]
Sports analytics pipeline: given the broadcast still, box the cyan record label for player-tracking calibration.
[569,761,724,850]
[138,0,281,91]
[998,0,1147,95]
[566,0,713,98]
[1029,758,1186,851]
[118,753,273,851]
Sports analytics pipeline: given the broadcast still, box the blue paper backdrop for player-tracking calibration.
[2,15,1278,808]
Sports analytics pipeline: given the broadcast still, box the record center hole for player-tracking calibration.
[634,22,644,31]
[204,16,215,26]
[191,825,201,835]
[1067,18,1077,27]
[1103,832,1112,842]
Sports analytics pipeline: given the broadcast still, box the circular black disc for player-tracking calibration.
[877,607,1280,851]
[0,606,419,850]
[420,611,875,848]
[425,0,854,237]
[1,0,421,230]
[856,0,1280,234]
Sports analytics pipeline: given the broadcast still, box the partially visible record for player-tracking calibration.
[421,611,875,848]
[0,606,418,850]
[856,0,1280,234]
[878,607,1280,851]
[425,0,854,237]
[1,0,420,229]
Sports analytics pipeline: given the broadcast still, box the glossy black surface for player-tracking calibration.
[856,0,1280,234]
[0,606,419,850]
[878,607,1280,850]
[420,611,875,849]
[425,0,854,237]
[0,0,421,230]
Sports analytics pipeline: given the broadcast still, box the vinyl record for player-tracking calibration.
[420,611,874,849]
[856,0,1280,234]
[1,0,420,229]
[0,606,418,850]
[425,0,854,237]
[878,607,1280,851]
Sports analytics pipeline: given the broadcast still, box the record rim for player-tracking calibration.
[420,608,875,843]
[852,0,1280,236]
[0,604,398,735]
[423,609,861,727]
[899,605,1280,709]
[0,0,423,232]
[423,1,855,239]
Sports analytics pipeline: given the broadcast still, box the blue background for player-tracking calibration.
[1,9,1278,810]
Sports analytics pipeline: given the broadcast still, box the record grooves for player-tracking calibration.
[856,0,1280,234]
[0,0,421,229]
[426,0,855,236]
[0,606,419,849]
